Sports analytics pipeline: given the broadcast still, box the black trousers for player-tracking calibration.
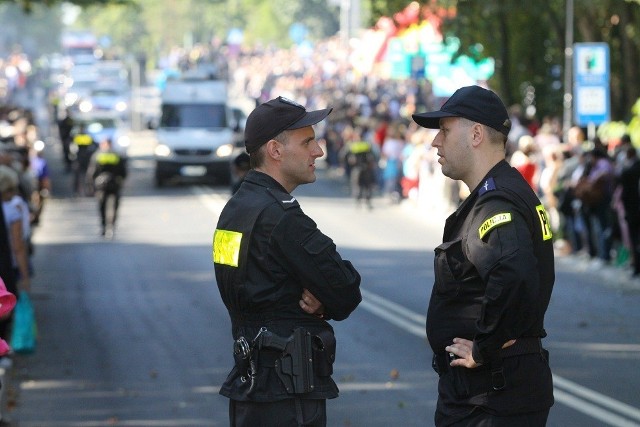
[97,190,121,228]
[436,406,550,426]
[229,398,326,427]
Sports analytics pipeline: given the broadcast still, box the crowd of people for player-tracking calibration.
[205,37,640,279]
[0,101,50,369]
[509,120,640,277]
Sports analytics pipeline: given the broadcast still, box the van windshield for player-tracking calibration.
[161,104,227,128]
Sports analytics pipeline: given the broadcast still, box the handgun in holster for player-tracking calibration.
[259,328,314,394]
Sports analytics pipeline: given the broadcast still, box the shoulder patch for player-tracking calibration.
[478,212,512,239]
[536,204,553,241]
[478,177,497,196]
[266,188,299,209]
[212,229,242,267]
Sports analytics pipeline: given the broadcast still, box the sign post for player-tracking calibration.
[573,42,610,140]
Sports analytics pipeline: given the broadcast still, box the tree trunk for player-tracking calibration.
[497,6,513,105]
[618,2,640,121]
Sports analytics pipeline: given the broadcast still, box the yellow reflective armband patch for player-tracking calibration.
[212,229,242,267]
[478,213,512,240]
[96,152,120,165]
[536,204,553,241]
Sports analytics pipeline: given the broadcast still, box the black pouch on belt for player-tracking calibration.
[275,328,315,394]
[312,329,336,377]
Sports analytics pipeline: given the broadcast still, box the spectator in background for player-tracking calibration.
[0,164,31,368]
[506,104,530,159]
[534,122,561,154]
[575,147,615,265]
[539,145,564,237]
[510,134,539,190]
[380,121,405,203]
[616,144,640,277]
[29,140,50,226]
[0,186,13,324]
[555,126,586,255]
[230,152,250,195]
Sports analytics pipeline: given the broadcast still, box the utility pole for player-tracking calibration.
[562,0,574,142]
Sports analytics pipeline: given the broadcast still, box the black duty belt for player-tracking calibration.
[433,336,543,377]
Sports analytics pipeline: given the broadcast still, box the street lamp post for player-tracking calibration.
[562,0,574,142]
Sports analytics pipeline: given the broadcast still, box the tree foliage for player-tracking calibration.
[0,0,131,14]
[4,0,640,124]
[427,0,640,122]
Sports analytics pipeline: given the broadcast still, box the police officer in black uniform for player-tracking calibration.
[212,96,362,426]
[70,123,96,196]
[412,86,555,426]
[87,137,127,237]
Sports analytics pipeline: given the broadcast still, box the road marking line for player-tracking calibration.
[554,389,640,427]
[553,376,640,422]
[358,288,640,426]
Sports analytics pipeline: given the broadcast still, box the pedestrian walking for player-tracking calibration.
[212,96,362,427]
[344,133,377,209]
[70,123,96,197]
[86,138,127,237]
[412,85,555,426]
[57,110,74,172]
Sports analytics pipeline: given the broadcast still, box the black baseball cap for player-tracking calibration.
[244,96,333,153]
[412,85,511,136]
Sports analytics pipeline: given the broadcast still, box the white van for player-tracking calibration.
[153,78,243,186]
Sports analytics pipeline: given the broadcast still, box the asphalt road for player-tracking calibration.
[2,96,640,426]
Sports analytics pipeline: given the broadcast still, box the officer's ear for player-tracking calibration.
[471,123,484,147]
[265,138,284,160]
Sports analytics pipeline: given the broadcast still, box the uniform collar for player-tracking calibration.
[243,170,291,195]
[451,160,510,219]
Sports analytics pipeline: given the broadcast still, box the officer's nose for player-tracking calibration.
[431,132,443,148]
[311,140,324,158]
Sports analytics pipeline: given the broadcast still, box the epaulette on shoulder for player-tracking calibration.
[266,188,300,209]
[478,177,497,197]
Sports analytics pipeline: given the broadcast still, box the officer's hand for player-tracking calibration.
[446,337,517,369]
[445,338,479,369]
[299,288,325,318]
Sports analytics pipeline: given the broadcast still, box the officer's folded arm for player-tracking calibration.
[273,214,362,321]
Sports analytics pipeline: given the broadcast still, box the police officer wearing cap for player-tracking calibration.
[212,96,362,426]
[412,86,555,426]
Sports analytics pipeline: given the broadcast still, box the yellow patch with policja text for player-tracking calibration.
[478,213,512,240]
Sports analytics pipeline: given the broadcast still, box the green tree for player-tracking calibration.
[428,0,640,124]
[0,0,131,14]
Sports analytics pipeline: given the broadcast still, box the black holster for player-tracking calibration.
[279,328,314,394]
[260,328,315,394]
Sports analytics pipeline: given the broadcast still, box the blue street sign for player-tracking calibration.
[573,43,610,126]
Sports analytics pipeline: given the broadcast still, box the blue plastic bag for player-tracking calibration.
[10,291,36,354]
